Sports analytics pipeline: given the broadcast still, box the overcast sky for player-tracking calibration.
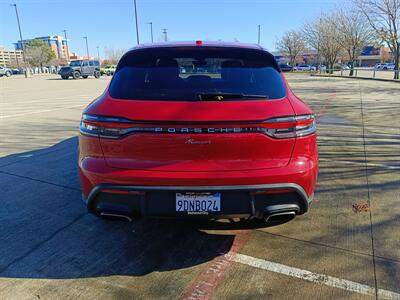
[1,0,338,57]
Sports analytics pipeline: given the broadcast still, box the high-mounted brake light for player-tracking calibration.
[195,40,203,46]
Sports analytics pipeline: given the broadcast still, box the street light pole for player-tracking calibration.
[147,22,154,43]
[257,25,261,45]
[133,0,140,44]
[83,36,89,59]
[11,3,28,78]
[162,28,168,41]
[96,46,100,63]
[395,40,400,80]
[62,29,70,62]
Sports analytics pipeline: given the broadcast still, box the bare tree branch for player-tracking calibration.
[302,14,343,73]
[276,30,305,67]
[355,0,399,78]
[332,7,377,75]
[104,47,126,65]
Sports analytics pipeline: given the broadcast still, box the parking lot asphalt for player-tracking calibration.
[0,74,399,299]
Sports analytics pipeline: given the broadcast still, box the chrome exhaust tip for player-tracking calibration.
[264,211,296,222]
[100,212,133,222]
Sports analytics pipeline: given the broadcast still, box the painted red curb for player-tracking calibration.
[180,231,251,300]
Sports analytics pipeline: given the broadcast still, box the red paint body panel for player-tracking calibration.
[95,96,297,171]
[89,93,292,122]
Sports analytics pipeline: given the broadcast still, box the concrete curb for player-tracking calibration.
[310,74,400,83]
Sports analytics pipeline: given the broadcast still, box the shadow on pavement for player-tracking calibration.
[0,137,282,279]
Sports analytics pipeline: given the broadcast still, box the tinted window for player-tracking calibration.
[70,60,82,67]
[109,47,285,101]
[89,61,94,66]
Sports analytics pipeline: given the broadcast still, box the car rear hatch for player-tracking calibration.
[81,45,313,172]
[87,98,297,171]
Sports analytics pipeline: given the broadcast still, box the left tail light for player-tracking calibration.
[80,114,134,139]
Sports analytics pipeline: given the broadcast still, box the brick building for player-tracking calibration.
[15,35,69,60]
[0,46,24,67]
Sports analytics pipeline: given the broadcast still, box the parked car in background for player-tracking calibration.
[279,63,293,72]
[295,64,315,71]
[0,66,12,77]
[78,41,318,224]
[100,65,116,76]
[12,68,23,74]
[375,63,395,70]
[59,59,101,79]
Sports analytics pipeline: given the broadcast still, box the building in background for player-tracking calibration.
[0,46,24,67]
[15,35,69,60]
[272,49,319,65]
[357,45,392,67]
[69,52,96,60]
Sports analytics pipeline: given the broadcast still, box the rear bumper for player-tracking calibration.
[79,153,317,219]
[83,183,313,219]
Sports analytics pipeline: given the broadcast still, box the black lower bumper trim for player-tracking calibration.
[84,183,312,219]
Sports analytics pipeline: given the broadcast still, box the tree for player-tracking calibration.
[355,0,400,79]
[303,14,343,73]
[104,47,126,64]
[6,59,20,69]
[101,59,113,66]
[276,30,305,67]
[333,8,377,76]
[25,39,56,68]
[50,57,68,66]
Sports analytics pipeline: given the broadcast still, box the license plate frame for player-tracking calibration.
[175,192,221,214]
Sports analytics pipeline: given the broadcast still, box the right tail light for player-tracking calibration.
[262,114,316,139]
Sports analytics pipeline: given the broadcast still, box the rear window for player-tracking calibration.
[109,47,285,101]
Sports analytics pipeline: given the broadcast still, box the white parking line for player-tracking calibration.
[0,105,85,119]
[232,253,400,300]
[319,158,400,170]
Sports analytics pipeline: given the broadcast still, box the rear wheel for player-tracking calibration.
[5,71,12,77]
[94,70,101,78]
[61,75,68,80]
[72,71,80,79]
[82,75,88,79]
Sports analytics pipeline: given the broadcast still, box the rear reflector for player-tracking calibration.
[102,189,145,195]
[250,189,293,196]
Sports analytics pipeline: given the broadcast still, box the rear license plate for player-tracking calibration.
[176,192,221,214]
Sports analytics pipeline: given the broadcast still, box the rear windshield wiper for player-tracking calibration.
[197,93,269,101]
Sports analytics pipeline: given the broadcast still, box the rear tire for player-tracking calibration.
[94,70,101,78]
[5,71,12,77]
[72,71,80,79]
[61,75,68,79]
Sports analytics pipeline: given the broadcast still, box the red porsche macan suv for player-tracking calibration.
[78,41,318,222]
